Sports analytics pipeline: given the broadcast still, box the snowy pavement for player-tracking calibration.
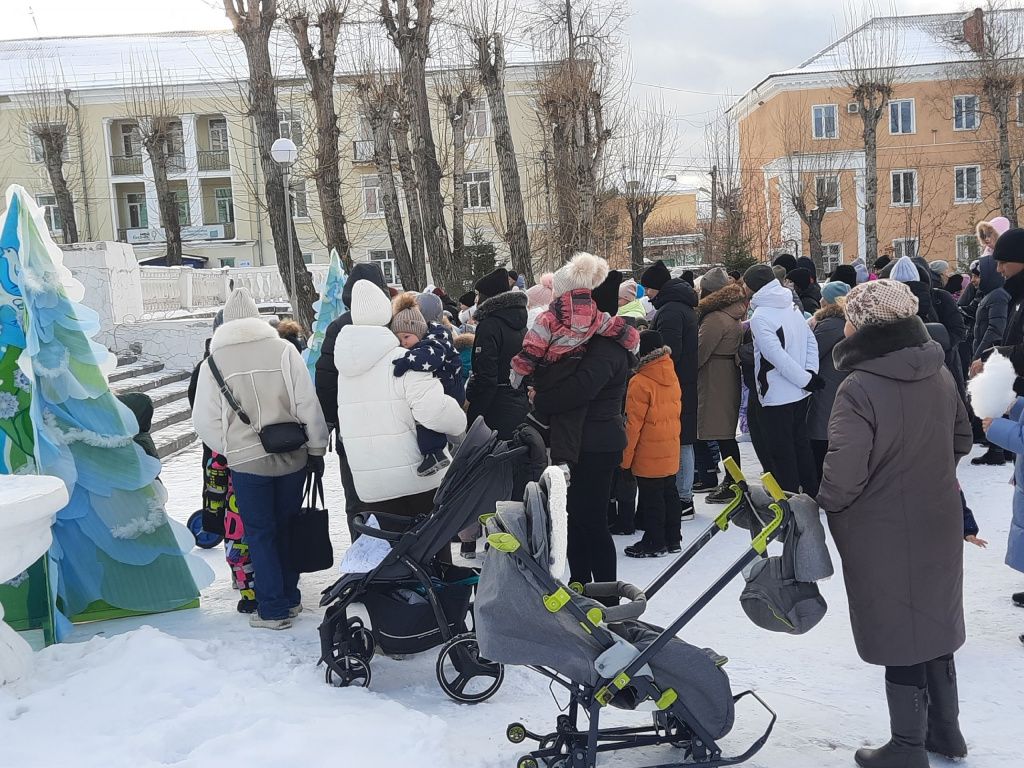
[2,442,1023,768]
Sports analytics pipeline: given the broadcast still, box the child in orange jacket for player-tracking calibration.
[621,330,684,558]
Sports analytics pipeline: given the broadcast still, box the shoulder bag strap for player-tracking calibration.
[206,355,252,427]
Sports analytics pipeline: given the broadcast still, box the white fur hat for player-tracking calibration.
[350,280,393,326]
[551,252,610,297]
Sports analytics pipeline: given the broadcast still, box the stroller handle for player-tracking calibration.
[350,513,403,542]
[582,581,647,623]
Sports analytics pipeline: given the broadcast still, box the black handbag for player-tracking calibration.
[289,473,334,573]
[206,355,309,454]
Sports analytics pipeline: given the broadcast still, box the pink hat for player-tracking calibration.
[525,272,554,309]
[991,216,1012,237]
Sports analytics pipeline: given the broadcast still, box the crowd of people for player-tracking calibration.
[186,216,1024,768]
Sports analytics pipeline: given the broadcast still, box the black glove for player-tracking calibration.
[307,454,325,478]
[804,372,826,392]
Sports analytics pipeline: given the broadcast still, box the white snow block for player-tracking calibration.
[0,474,68,684]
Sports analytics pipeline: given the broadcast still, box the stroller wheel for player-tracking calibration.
[350,626,375,661]
[436,633,504,704]
[325,655,371,688]
[516,758,538,768]
[186,510,224,549]
[506,723,527,744]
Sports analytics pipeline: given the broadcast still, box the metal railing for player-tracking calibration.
[198,149,230,172]
[167,153,186,174]
[110,154,143,175]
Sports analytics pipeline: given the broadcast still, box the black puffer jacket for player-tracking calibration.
[466,291,529,439]
[314,263,388,428]
[974,256,1010,359]
[532,335,630,454]
[650,278,699,444]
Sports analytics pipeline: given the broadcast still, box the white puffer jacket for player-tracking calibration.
[337,324,467,502]
[749,280,819,407]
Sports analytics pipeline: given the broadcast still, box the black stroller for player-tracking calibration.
[317,417,546,701]
[475,458,793,768]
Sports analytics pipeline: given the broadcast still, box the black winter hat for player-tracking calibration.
[681,270,695,286]
[591,270,623,314]
[728,270,742,281]
[457,291,476,308]
[873,255,892,272]
[772,253,798,272]
[831,264,859,290]
[993,227,1024,264]
[638,329,664,358]
[640,260,671,291]
[787,267,813,291]
[743,264,777,294]
[475,267,510,300]
[795,256,818,277]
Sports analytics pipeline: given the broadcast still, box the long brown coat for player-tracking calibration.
[696,283,747,440]
[817,317,972,667]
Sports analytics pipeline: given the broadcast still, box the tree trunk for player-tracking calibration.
[476,33,532,284]
[994,95,1019,227]
[229,10,316,330]
[367,109,417,290]
[288,13,353,272]
[39,133,79,244]
[146,136,183,267]
[860,99,884,266]
[628,205,646,277]
[392,121,428,289]
[807,211,825,276]
[450,101,467,288]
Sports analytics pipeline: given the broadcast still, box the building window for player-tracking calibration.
[465,101,491,139]
[891,170,917,206]
[821,244,842,275]
[290,180,308,218]
[464,171,493,210]
[120,123,140,156]
[956,234,980,267]
[170,190,191,226]
[126,192,148,229]
[815,175,841,210]
[278,111,304,147]
[214,187,234,223]
[302,252,314,265]
[370,249,396,284]
[35,194,63,235]
[889,99,915,134]
[954,165,981,203]
[893,238,918,261]
[812,104,838,139]
[29,125,70,163]
[362,175,383,218]
[221,257,236,268]
[208,118,228,151]
[954,95,979,130]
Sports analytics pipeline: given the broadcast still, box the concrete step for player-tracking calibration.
[151,397,193,434]
[110,368,191,396]
[145,379,192,410]
[116,353,139,368]
[156,421,198,460]
[109,360,164,383]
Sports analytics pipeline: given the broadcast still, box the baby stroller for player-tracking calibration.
[475,459,791,768]
[317,417,546,699]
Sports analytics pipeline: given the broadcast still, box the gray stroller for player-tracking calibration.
[475,460,791,768]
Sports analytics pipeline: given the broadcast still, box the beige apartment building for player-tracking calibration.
[0,29,548,280]
[731,10,1024,273]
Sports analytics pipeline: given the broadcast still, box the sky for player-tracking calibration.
[1,0,982,177]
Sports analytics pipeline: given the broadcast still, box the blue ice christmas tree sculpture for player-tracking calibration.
[0,185,209,639]
[305,247,347,379]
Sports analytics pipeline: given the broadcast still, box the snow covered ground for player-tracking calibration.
[2,441,1023,768]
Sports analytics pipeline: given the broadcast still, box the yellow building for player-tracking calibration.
[0,29,548,279]
[730,9,1023,272]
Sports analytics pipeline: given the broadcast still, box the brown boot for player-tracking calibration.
[924,657,967,759]
[854,682,930,768]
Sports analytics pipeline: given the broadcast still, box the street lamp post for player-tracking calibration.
[271,137,299,318]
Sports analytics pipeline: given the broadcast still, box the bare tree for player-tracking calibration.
[838,1,901,264]
[123,58,188,266]
[283,0,355,271]
[392,107,429,288]
[614,97,676,276]
[437,70,477,286]
[380,0,459,291]
[223,0,317,329]
[20,61,79,243]
[704,104,756,271]
[466,0,533,283]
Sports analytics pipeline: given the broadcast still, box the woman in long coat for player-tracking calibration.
[817,280,972,768]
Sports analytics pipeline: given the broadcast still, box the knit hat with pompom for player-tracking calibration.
[525,272,555,308]
[390,292,428,339]
[552,252,609,297]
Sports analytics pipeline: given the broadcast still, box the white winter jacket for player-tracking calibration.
[749,280,819,407]
[193,318,329,476]
[336,324,467,503]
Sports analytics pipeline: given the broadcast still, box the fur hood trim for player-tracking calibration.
[697,282,747,319]
[211,317,278,351]
[477,289,527,319]
[454,332,475,351]
[813,302,846,322]
[637,345,672,368]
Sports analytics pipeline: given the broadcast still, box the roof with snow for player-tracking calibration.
[0,25,540,96]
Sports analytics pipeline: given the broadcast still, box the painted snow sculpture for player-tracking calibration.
[305,247,346,379]
[0,185,208,640]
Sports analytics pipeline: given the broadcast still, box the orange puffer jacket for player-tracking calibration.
[621,347,682,478]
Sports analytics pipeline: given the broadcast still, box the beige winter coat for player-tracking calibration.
[193,317,330,477]
[696,283,746,440]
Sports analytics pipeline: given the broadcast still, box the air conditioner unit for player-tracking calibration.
[847,102,860,114]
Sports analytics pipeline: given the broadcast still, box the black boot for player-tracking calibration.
[1013,591,1024,607]
[854,682,930,768]
[924,657,966,759]
[971,445,1007,466]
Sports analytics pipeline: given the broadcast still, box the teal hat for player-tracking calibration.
[821,281,851,304]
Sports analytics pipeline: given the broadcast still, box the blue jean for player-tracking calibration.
[675,444,694,502]
[231,469,306,620]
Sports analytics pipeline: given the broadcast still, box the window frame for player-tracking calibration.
[29,124,70,164]
[464,170,493,211]
[890,169,918,207]
[465,100,491,140]
[953,94,980,131]
[277,110,304,148]
[125,192,148,229]
[169,189,192,227]
[956,234,980,267]
[120,123,141,157]
[821,243,842,275]
[888,98,916,135]
[892,237,919,261]
[35,193,62,235]
[361,174,384,219]
[811,104,839,140]
[208,118,229,152]
[289,180,309,220]
[369,248,397,284]
[954,164,982,204]
[214,187,234,224]
[814,174,842,212]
